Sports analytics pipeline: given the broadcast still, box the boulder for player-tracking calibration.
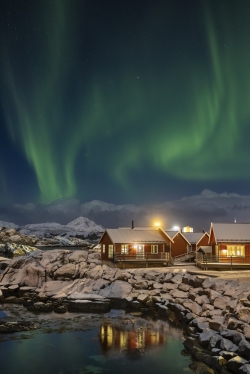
[214,296,231,310]
[237,308,250,324]
[238,364,250,374]
[238,338,250,360]
[172,290,188,299]
[99,280,132,299]
[199,329,217,349]
[209,317,225,331]
[54,263,78,280]
[171,274,183,284]
[227,356,248,374]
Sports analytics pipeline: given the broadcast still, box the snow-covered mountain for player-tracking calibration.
[19,217,104,239]
[0,221,19,229]
[66,217,104,234]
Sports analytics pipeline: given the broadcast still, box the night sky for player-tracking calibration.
[1,0,250,227]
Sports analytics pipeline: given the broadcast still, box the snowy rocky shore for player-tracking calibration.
[0,227,91,249]
[1,250,250,373]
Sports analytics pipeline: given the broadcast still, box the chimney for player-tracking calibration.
[131,220,134,229]
[203,229,205,233]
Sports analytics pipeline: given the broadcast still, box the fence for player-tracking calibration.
[114,252,170,262]
[196,254,250,270]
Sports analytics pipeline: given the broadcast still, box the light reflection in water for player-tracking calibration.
[99,322,167,355]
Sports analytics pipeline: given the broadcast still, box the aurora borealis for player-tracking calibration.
[1,0,250,224]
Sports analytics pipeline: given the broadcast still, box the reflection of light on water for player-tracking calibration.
[99,323,165,354]
[120,330,128,350]
[150,332,159,345]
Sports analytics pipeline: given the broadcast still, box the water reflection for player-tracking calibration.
[99,321,168,357]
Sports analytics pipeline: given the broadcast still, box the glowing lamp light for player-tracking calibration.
[173,225,180,231]
[154,222,161,227]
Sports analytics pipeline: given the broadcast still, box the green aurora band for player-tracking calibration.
[2,1,250,202]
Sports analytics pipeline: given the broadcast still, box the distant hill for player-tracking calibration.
[1,217,104,239]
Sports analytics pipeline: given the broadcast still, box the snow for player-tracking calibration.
[0,221,19,229]
[19,217,104,238]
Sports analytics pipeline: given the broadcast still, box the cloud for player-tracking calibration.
[1,190,250,230]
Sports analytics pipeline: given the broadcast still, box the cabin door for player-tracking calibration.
[136,244,145,259]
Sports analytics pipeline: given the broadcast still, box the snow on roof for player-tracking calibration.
[212,223,250,242]
[197,246,212,254]
[106,229,166,243]
[164,230,179,239]
[181,232,207,244]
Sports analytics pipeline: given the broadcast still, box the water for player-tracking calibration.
[0,307,193,374]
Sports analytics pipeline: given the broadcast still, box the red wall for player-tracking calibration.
[196,234,209,249]
[99,232,113,261]
[171,233,189,258]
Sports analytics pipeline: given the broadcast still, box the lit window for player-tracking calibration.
[102,244,105,254]
[121,244,128,254]
[151,245,158,254]
[108,245,114,258]
[227,245,245,257]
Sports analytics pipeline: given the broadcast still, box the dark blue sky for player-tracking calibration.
[1,0,250,225]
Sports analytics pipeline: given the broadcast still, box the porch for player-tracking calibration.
[196,254,250,270]
[114,252,173,268]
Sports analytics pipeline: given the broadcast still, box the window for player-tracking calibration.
[102,244,105,254]
[151,245,158,254]
[108,245,114,258]
[227,245,245,257]
[121,244,128,254]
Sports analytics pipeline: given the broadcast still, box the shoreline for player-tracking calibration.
[1,249,250,373]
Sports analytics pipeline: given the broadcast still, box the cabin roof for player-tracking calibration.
[212,223,250,242]
[181,232,208,244]
[105,228,167,244]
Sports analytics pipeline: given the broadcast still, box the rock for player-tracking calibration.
[172,290,188,299]
[227,356,248,374]
[54,304,67,313]
[220,338,238,352]
[184,337,202,354]
[27,301,53,312]
[54,263,78,280]
[244,325,250,341]
[193,277,206,288]
[0,320,39,333]
[220,351,237,360]
[209,317,225,331]
[189,361,215,374]
[227,318,244,330]
[211,356,227,371]
[214,296,231,310]
[178,283,190,292]
[99,280,132,299]
[202,278,215,289]
[208,334,223,350]
[152,282,163,289]
[238,338,250,360]
[237,308,250,324]
[211,348,221,356]
[133,281,148,290]
[162,283,178,291]
[171,274,183,284]
[190,302,202,315]
[8,284,19,292]
[199,329,217,349]
[163,272,173,282]
[144,270,162,281]
[137,294,149,304]
[238,364,250,374]
[202,304,214,312]
[195,295,210,305]
[209,290,223,304]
